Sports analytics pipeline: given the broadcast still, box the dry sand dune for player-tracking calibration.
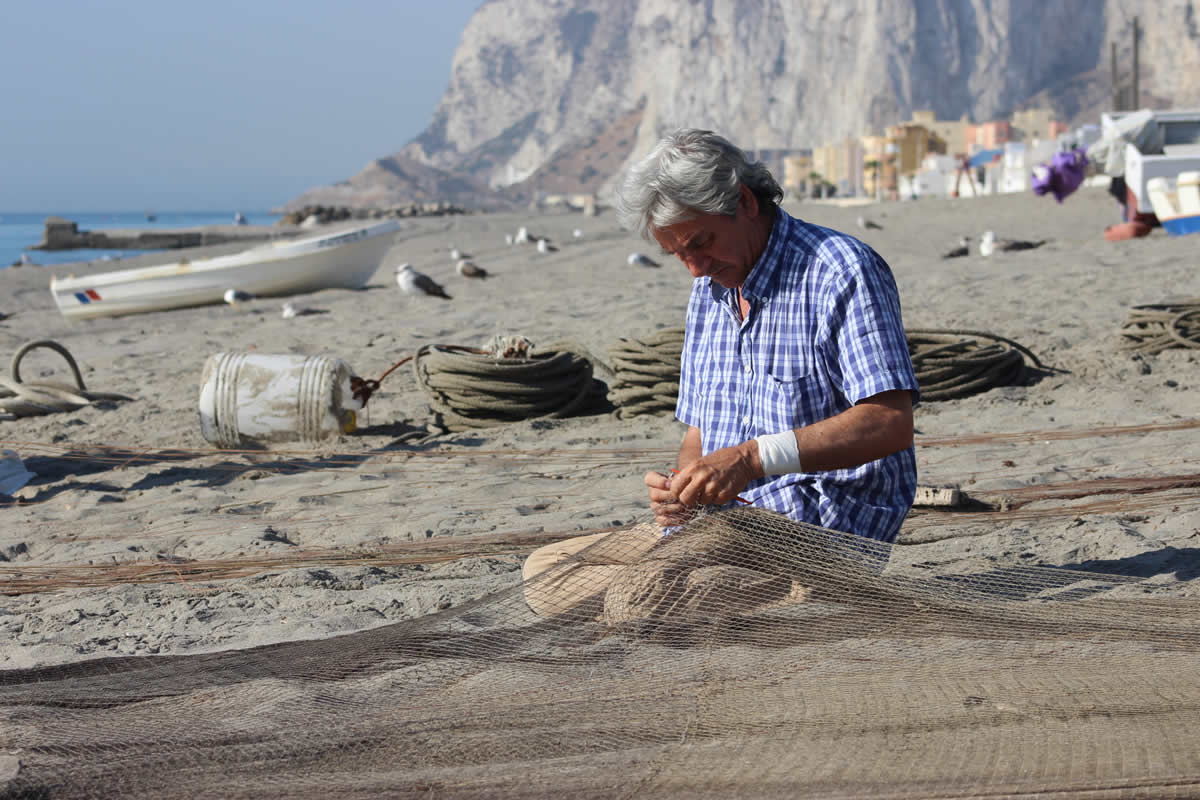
[2,186,1199,669]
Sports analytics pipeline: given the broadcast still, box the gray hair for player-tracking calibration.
[613,128,783,240]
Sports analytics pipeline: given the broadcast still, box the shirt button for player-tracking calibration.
[744,365,752,374]
[742,415,751,426]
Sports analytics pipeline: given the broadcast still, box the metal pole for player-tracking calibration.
[1111,41,1119,110]
[1132,16,1140,109]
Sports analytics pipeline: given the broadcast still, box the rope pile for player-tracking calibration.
[607,327,685,418]
[0,340,134,419]
[1120,299,1200,355]
[906,329,1044,401]
[413,340,604,431]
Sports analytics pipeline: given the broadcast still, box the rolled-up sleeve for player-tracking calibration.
[820,245,919,407]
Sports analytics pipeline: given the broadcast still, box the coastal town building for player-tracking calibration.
[966,120,1012,151]
[908,111,971,159]
[811,138,865,197]
[801,105,1066,200]
[860,135,888,198]
[781,151,813,195]
[1011,108,1070,143]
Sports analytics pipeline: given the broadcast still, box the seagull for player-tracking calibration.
[979,231,996,258]
[504,233,514,246]
[223,289,253,308]
[536,238,558,254]
[980,231,1048,257]
[572,228,583,239]
[514,226,533,244]
[627,252,661,267]
[856,215,883,230]
[456,259,489,279]
[999,237,1048,252]
[394,264,451,299]
[941,236,970,259]
[281,301,325,318]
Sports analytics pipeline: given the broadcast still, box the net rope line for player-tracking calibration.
[4,416,1199,471]
[6,471,1200,595]
[4,506,1200,798]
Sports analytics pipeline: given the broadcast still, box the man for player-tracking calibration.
[522,128,917,616]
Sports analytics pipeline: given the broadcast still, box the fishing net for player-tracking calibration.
[4,504,1200,798]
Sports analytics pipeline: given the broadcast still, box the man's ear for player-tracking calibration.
[739,184,760,217]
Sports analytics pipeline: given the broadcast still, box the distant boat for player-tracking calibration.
[233,211,248,225]
[145,212,157,222]
[50,220,401,320]
[1147,171,1200,236]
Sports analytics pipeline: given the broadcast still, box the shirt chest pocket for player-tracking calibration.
[756,354,824,434]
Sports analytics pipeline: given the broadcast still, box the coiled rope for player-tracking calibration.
[603,327,1044,414]
[413,340,603,431]
[907,329,1044,401]
[0,340,134,419]
[1120,299,1200,355]
[607,327,685,418]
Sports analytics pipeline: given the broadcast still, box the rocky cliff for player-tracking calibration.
[290,0,1200,208]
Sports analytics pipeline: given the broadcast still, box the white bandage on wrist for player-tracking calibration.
[754,430,803,477]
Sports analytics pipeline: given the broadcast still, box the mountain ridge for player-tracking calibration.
[286,0,1200,209]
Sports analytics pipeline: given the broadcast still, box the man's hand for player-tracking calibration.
[670,441,762,507]
[645,471,693,527]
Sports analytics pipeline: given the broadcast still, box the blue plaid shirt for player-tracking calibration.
[675,209,918,542]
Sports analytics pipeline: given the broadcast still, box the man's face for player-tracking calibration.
[651,187,763,289]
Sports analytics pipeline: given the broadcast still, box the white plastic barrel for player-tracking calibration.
[198,352,362,448]
[1146,177,1178,220]
[1178,171,1200,216]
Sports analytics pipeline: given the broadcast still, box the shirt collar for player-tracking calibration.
[707,207,793,304]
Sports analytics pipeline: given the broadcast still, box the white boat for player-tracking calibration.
[50,220,401,320]
[1147,171,1200,236]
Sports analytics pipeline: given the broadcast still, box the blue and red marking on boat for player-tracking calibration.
[73,289,102,304]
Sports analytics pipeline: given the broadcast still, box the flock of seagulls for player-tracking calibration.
[389,227,666,300]
[223,290,328,319]
[233,215,1042,311]
[942,231,1047,259]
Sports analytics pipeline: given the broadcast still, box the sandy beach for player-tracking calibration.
[2,186,1199,670]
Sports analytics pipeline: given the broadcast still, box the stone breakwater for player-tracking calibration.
[31,216,298,252]
[276,202,471,226]
[30,202,473,252]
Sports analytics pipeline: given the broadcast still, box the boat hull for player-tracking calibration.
[1161,214,1200,236]
[50,220,401,320]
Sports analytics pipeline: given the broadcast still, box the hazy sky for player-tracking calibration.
[0,1,482,212]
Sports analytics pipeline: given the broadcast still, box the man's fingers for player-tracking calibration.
[673,468,711,506]
[648,486,679,504]
[644,470,672,490]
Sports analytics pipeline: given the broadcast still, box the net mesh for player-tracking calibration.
[4,505,1200,798]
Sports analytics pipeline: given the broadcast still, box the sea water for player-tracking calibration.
[0,211,280,270]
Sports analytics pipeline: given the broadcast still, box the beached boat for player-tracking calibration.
[1147,171,1200,236]
[50,220,402,320]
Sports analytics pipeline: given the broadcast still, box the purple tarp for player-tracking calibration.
[1032,149,1088,203]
